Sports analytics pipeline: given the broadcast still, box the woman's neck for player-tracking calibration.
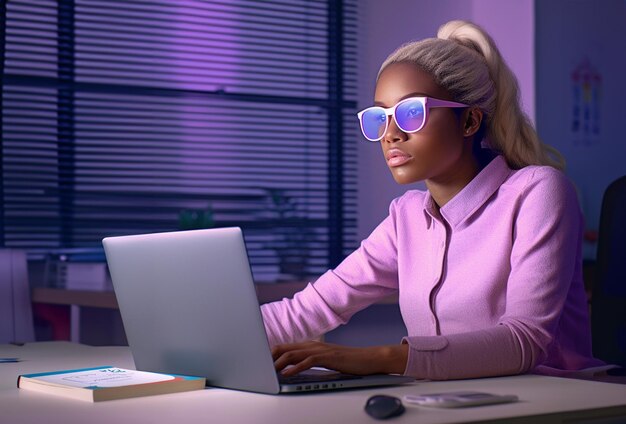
[425,152,483,209]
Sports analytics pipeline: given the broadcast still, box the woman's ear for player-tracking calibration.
[463,107,483,138]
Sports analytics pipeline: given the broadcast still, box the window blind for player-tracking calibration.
[1,0,358,282]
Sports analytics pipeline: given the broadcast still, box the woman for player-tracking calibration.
[262,20,604,380]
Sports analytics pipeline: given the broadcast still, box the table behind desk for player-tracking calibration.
[1,342,626,424]
[30,284,318,344]
[30,286,401,345]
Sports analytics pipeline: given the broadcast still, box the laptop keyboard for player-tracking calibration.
[279,370,363,384]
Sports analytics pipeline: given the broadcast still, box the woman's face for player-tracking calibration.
[374,62,469,185]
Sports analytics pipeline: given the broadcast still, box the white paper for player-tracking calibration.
[34,367,175,388]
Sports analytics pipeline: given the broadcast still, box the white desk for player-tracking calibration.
[1,342,625,424]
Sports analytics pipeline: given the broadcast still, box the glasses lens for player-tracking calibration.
[395,98,425,132]
[361,107,387,140]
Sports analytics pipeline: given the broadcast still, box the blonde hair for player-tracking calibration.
[378,20,564,170]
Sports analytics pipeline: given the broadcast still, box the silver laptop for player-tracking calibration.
[102,227,413,394]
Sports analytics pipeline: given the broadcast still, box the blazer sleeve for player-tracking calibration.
[402,168,583,379]
[261,198,402,346]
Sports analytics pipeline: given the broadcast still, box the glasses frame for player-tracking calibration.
[357,96,469,142]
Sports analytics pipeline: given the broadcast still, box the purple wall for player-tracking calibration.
[536,0,626,260]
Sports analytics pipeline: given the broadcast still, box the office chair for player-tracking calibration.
[591,175,626,368]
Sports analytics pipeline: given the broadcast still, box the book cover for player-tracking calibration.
[17,366,206,402]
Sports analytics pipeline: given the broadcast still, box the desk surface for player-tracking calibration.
[1,342,625,424]
[30,286,401,309]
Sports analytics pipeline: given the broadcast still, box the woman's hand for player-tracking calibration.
[271,341,409,377]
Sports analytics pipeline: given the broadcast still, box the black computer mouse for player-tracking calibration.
[364,395,405,420]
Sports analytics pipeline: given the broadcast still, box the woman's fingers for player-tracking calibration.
[270,343,408,376]
[272,342,342,375]
[273,348,308,371]
[273,347,328,373]
[272,342,356,376]
[271,341,326,360]
[279,355,320,377]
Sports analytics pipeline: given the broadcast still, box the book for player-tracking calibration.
[17,366,206,402]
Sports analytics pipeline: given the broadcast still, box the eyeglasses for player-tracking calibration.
[357,96,468,142]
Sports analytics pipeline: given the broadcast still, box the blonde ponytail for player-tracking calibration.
[379,20,565,170]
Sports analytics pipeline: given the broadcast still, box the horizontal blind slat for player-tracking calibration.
[2,0,359,279]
